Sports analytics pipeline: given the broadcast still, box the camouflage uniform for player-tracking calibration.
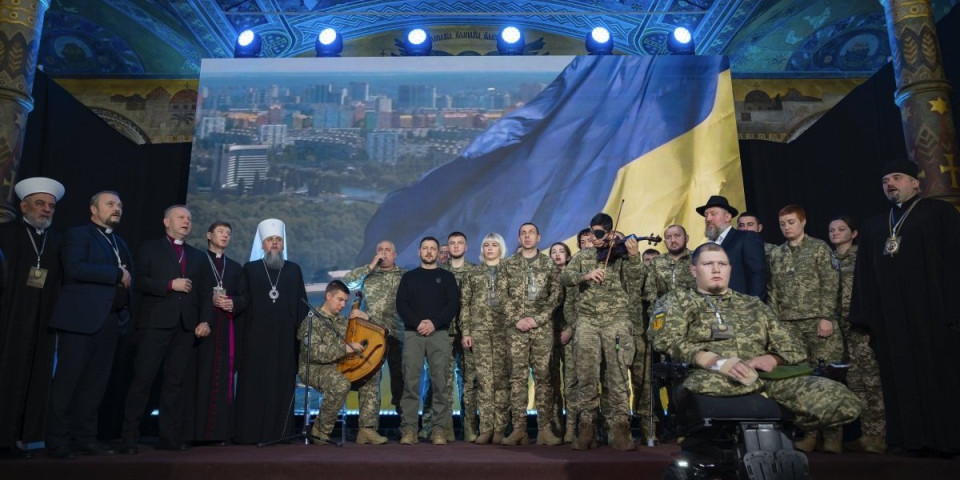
[342,265,406,418]
[297,309,355,437]
[651,288,860,431]
[461,263,511,436]
[560,249,643,430]
[503,252,562,436]
[549,280,579,441]
[768,235,843,365]
[833,245,886,438]
[627,264,655,442]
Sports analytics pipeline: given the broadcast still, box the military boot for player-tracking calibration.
[610,422,636,451]
[501,427,529,446]
[492,431,504,444]
[474,432,493,445]
[430,428,448,445]
[536,426,563,446]
[844,435,887,454]
[399,429,419,445]
[563,416,577,444]
[356,428,388,445]
[310,422,330,445]
[794,430,819,453]
[572,421,597,451]
[820,427,842,454]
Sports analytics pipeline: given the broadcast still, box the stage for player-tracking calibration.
[1,440,954,480]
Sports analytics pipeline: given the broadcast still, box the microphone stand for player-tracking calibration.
[257,298,342,447]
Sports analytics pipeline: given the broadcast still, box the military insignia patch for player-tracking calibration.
[652,312,665,330]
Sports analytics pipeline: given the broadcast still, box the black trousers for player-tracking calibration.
[46,312,123,448]
[121,325,193,445]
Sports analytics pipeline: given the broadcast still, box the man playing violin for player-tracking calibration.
[297,280,367,445]
[561,213,644,451]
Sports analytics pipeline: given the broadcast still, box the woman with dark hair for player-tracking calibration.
[829,215,886,454]
[548,241,578,442]
[769,204,843,454]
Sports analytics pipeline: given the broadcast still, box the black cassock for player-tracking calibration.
[0,221,61,447]
[183,251,247,443]
[850,196,960,452]
[233,259,307,444]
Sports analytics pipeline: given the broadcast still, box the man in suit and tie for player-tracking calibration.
[696,195,767,300]
[45,191,133,459]
[119,205,203,453]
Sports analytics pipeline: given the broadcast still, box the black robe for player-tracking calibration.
[183,251,247,442]
[233,259,307,444]
[849,196,960,452]
[0,221,61,447]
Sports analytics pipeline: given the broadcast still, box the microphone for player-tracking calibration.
[375,257,383,268]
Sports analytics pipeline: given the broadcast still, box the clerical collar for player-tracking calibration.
[166,234,184,246]
[94,223,113,234]
[22,218,44,235]
[895,194,920,209]
[208,250,224,259]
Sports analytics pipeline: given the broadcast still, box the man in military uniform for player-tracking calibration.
[342,240,406,444]
[440,232,480,441]
[297,281,366,444]
[738,212,776,257]
[561,213,644,451]
[651,243,859,439]
[501,223,563,446]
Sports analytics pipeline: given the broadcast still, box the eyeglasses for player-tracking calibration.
[592,229,607,239]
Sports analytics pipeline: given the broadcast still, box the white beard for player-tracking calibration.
[264,251,285,270]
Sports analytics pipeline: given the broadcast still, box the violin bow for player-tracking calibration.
[602,199,626,274]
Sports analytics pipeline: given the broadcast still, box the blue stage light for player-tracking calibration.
[585,26,613,55]
[497,26,525,55]
[402,28,432,56]
[667,27,695,55]
[315,28,343,57]
[234,29,262,58]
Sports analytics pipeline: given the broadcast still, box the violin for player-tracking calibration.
[595,233,663,263]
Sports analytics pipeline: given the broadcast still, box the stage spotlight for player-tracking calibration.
[234,29,262,58]
[497,26,525,55]
[585,26,613,55]
[315,28,343,57]
[402,28,432,56]
[667,27,695,55]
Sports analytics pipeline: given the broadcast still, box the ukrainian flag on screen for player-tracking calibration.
[359,55,742,263]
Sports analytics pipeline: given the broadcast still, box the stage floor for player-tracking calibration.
[1,441,955,480]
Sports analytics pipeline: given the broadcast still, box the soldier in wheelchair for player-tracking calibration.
[648,243,860,480]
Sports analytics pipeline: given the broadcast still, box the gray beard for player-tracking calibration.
[24,215,52,230]
[705,224,721,241]
[264,251,285,270]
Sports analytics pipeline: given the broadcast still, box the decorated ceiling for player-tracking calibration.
[40,0,959,78]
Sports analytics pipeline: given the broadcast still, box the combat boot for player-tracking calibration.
[430,428,448,445]
[536,426,563,446]
[572,421,597,451]
[563,416,577,444]
[501,428,529,446]
[844,435,886,454]
[492,431,504,444]
[310,422,329,445]
[794,430,818,453]
[356,428,388,445]
[820,427,842,454]
[475,432,493,444]
[399,429,419,445]
[610,423,636,451]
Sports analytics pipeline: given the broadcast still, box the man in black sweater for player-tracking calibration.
[396,236,460,445]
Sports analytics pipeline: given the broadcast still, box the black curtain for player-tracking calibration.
[19,71,192,249]
[739,5,960,244]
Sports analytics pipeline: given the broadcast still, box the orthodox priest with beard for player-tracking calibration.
[233,219,308,444]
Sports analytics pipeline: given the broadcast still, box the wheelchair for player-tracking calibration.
[653,361,811,480]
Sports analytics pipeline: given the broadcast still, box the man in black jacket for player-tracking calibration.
[697,195,767,300]
[119,205,203,453]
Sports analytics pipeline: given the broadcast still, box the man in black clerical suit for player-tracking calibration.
[0,177,64,460]
[119,205,203,453]
[183,221,247,444]
[696,195,767,300]
[46,191,132,459]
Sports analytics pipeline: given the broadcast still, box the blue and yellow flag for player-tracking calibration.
[359,55,742,264]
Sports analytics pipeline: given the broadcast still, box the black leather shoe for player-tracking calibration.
[46,446,76,460]
[155,441,189,451]
[117,443,139,455]
[72,442,116,456]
